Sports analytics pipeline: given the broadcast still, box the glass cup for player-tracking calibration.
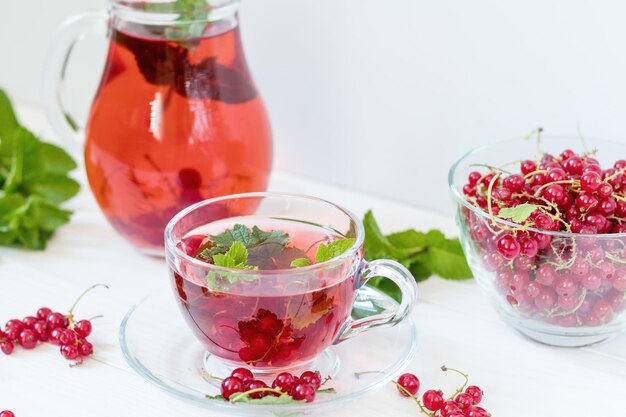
[164,193,418,373]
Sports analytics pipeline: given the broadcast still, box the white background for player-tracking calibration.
[2,0,626,213]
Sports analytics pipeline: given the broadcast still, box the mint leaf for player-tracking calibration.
[202,224,290,262]
[291,257,313,268]
[415,236,472,280]
[363,210,404,261]
[22,175,80,205]
[207,241,259,291]
[315,238,355,263]
[233,393,304,405]
[387,229,427,251]
[213,241,253,269]
[498,203,540,223]
[0,90,18,141]
[365,276,402,303]
[409,261,432,283]
[0,89,78,250]
[39,142,78,175]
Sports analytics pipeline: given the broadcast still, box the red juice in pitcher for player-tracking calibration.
[85,24,272,253]
[170,219,358,369]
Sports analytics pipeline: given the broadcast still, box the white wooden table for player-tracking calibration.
[1,104,624,416]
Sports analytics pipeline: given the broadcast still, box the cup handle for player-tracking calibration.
[335,259,418,343]
[42,11,108,152]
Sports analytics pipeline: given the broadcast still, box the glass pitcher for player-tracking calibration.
[43,0,272,255]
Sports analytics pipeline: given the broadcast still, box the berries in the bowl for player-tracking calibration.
[461,143,626,329]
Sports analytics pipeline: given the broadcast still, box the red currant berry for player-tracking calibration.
[290,382,316,402]
[593,300,613,323]
[221,376,244,400]
[300,371,322,390]
[22,316,38,329]
[554,274,579,296]
[1,342,14,355]
[5,320,24,333]
[580,171,602,193]
[520,160,537,175]
[502,174,525,192]
[59,329,77,346]
[597,198,617,216]
[396,373,420,396]
[468,171,482,187]
[78,340,94,356]
[49,328,65,346]
[496,234,520,259]
[230,367,254,383]
[534,288,557,310]
[465,385,483,404]
[74,320,92,338]
[60,344,80,361]
[575,192,598,212]
[272,372,295,392]
[422,389,445,411]
[455,392,474,412]
[468,406,491,417]
[243,380,269,398]
[19,329,37,349]
[463,184,477,197]
[36,307,52,320]
[47,312,68,329]
[441,400,463,416]
[518,236,538,257]
[0,411,15,417]
[563,156,583,175]
[597,182,613,199]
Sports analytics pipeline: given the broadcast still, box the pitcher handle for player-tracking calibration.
[42,11,108,152]
[335,259,418,343]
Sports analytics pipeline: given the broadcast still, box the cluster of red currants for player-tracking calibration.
[462,148,626,326]
[0,308,94,363]
[0,284,105,364]
[395,367,490,417]
[218,367,327,403]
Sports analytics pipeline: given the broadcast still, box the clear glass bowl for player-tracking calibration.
[449,137,626,347]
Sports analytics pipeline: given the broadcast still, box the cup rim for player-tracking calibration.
[448,135,626,238]
[164,192,365,275]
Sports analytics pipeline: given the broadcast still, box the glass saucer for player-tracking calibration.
[119,286,418,416]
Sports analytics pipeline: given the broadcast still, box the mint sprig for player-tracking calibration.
[290,238,355,268]
[201,224,290,266]
[363,210,472,301]
[207,241,258,291]
[0,89,79,249]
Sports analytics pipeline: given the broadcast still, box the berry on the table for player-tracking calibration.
[60,344,80,361]
[0,411,15,417]
[74,320,92,338]
[1,341,14,355]
[244,380,269,399]
[422,389,445,411]
[396,372,420,397]
[18,329,37,350]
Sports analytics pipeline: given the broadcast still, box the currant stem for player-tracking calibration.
[68,284,109,317]
[229,387,284,403]
[194,370,224,382]
[392,381,433,416]
[316,388,337,394]
[441,365,469,400]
